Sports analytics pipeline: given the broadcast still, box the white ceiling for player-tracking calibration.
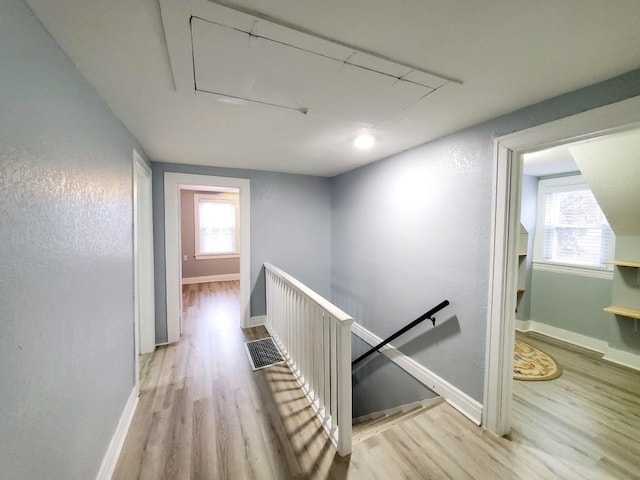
[188,14,446,122]
[569,129,640,235]
[522,125,640,179]
[25,0,640,176]
[522,146,579,177]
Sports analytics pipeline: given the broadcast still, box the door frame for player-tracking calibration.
[133,150,156,387]
[483,94,640,435]
[164,172,251,343]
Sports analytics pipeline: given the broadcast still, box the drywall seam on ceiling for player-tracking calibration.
[199,0,462,87]
[190,15,451,91]
[188,13,458,120]
[160,0,461,118]
[158,0,195,94]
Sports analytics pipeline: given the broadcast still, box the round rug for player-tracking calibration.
[513,340,562,381]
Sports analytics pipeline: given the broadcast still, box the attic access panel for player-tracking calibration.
[191,17,434,123]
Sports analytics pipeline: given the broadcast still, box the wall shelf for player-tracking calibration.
[609,260,640,285]
[603,305,640,320]
[515,224,529,318]
[609,260,640,268]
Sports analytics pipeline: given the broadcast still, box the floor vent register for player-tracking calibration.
[244,337,285,371]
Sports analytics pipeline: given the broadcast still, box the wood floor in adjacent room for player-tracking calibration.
[113,281,640,479]
[512,331,640,480]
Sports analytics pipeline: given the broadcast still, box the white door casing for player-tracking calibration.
[133,150,156,387]
[133,151,156,355]
[483,95,640,435]
[164,172,251,343]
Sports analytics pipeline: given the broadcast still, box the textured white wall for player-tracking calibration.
[0,1,145,477]
[331,71,640,402]
[331,128,493,402]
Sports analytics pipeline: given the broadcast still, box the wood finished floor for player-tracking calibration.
[114,282,640,479]
[512,332,640,480]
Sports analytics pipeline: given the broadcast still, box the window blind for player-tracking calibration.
[198,200,236,254]
[542,186,612,268]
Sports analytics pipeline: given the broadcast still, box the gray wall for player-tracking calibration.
[331,69,640,403]
[520,174,611,343]
[180,189,240,279]
[516,174,538,321]
[352,335,438,419]
[522,176,640,355]
[530,270,611,342]
[609,235,640,354]
[153,163,332,342]
[0,1,144,478]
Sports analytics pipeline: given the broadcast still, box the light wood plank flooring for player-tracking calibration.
[114,282,640,479]
[512,332,640,480]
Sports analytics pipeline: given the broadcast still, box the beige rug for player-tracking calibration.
[514,340,562,381]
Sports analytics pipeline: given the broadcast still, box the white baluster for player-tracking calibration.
[336,318,353,456]
[263,263,352,456]
[330,316,338,435]
[296,291,302,375]
[302,299,310,388]
[322,312,330,419]
[311,304,319,405]
[285,284,290,358]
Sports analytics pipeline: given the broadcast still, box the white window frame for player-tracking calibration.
[533,174,614,274]
[193,193,240,260]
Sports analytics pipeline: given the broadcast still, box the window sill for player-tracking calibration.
[195,253,240,260]
[532,261,613,280]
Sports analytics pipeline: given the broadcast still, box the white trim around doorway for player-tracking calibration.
[164,173,251,343]
[133,150,155,385]
[483,94,640,436]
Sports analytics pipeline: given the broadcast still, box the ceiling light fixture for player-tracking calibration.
[354,133,375,150]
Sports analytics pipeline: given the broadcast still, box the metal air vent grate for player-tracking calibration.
[244,337,285,371]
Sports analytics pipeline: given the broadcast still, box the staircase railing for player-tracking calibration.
[265,263,353,456]
[352,300,450,367]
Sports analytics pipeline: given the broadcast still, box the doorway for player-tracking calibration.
[133,150,156,387]
[483,95,640,435]
[179,186,240,284]
[164,173,251,344]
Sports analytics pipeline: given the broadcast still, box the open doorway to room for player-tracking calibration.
[515,142,614,340]
[483,95,640,439]
[179,187,240,285]
[164,173,251,344]
[506,133,640,476]
[179,186,241,327]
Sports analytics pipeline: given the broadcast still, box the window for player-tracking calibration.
[534,176,613,269]
[194,193,239,258]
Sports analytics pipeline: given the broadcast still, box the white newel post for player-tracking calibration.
[337,316,353,456]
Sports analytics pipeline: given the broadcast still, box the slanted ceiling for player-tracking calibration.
[569,128,640,236]
[162,0,458,126]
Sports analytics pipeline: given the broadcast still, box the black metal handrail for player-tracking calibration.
[351,300,450,367]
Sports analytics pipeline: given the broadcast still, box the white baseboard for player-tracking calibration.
[604,346,640,371]
[181,273,240,285]
[519,319,608,354]
[248,315,267,328]
[519,320,640,372]
[95,387,139,480]
[514,319,530,331]
[352,322,482,425]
